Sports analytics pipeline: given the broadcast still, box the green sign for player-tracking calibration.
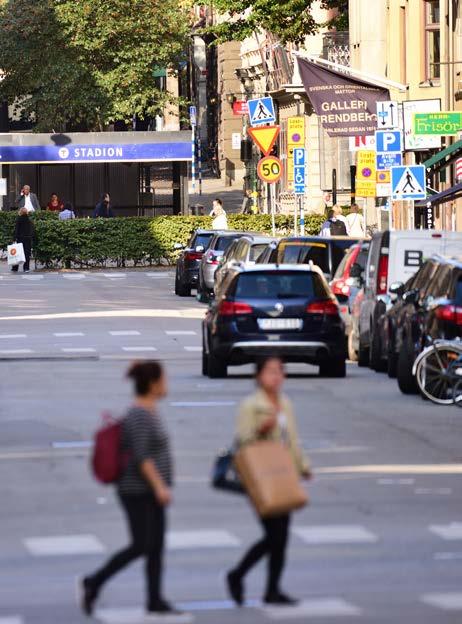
[413,112,462,136]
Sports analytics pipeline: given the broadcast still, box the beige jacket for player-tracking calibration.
[236,389,310,475]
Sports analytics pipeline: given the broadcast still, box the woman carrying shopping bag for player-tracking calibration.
[12,208,35,273]
[226,356,311,607]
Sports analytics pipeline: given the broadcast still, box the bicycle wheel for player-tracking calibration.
[453,378,462,408]
[415,345,462,406]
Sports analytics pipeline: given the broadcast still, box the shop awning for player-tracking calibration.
[416,182,462,207]
[424,139,462,171]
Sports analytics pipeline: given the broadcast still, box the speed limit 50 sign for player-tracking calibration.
[257,156,283,184]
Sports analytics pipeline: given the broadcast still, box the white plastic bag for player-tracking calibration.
[7,243,26,266]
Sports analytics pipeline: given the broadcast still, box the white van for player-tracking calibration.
[357,230,462,366]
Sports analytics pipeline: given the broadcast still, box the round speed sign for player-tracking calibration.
[257,156,283,184]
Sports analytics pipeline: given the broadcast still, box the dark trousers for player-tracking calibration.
[88,494,166,609]
[233,513,291,595]
[11,237,32,272]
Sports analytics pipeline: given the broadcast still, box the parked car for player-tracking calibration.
[214,234,276,297]
[330,240,370,360]
[385,255,462,394]
[357,230,462,370]
[202,264,347,378]
[257,236,363,281]
[197,231,254,301]
[349,287,366,364]
[174,229,215,296]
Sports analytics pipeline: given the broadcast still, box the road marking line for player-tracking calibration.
[52,441,93,449]
[62,274,86,280]
[0,349,33,355]
[429,523,462,540]
[434,552,462,560]
[377,478,415,485]
[24,534,105,556]
[147,273,172,278]
[293,525,378,545]
[167,530,241,550]
[109,330,141,336]
[122,346,157,352]
[421,592,462,610]
[0,618,24,624]
[61,348,96,353]
[170,401,236,407]
[184,346,202,352]
[166,331,197,336]
[54,332,85,337]
[415,488,452,495]
[102,273,126,279]
[95,608,194,623]
[0,334,27,339]
[262,599,362,619]
[22,275,44,280]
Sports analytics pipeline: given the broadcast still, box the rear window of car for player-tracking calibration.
[277,242,329,273]
[216,236,240,252]
[192,233,214,250]
[249,244,268,262]
[333,246,356,279]
[233,271,328,300]
[330,239,361,275]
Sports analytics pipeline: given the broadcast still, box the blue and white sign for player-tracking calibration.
[248,96,276,127]
[375,130,403,154]
[391,165,426,200]
[293,147,306,195]
[189,105,197,127]
[376,101,399,129]
[376,152,402,170]
[0,142,192,164]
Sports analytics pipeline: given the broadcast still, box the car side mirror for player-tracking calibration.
[173,243,184,250]
[389,281,404,296]
[349,263,363,279]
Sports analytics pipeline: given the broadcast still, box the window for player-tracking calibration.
[424,0,441,80]
[234,271,328,300]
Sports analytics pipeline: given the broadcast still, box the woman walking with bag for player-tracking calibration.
[227,356,310,607]
[12,207,34,273]
[80,361,181,617]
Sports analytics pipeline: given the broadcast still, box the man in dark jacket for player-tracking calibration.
[16,185,41,212]
[93,193,114,218]
[12,208,35,272]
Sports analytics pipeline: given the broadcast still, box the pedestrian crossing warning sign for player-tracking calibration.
[391,165,426,200]
[247,96,276,127]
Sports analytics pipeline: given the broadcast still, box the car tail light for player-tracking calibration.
[185,251,202,262]
[218,301,254,316]
[206,253,220,265]
[377,255,389,295]
[435,305,462,325]
[331,279,350,297]
[306,300,339,315]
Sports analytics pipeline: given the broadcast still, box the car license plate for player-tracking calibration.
[257,318,302,330]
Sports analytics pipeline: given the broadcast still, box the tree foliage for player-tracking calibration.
[0,0,191,131]
[206,0,348,45]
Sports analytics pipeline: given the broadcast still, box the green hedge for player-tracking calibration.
[0,212,325,268]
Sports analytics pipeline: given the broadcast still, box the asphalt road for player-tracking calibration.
[0,264,461,624]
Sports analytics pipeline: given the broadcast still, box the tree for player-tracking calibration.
[206,0,348,45]
[0,0,191,132]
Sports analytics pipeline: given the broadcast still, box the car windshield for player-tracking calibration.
[193,233,214,250]
[234,271,327,300]
[249,244,268,262]
[277,242,329,273]
[216,236,240,252]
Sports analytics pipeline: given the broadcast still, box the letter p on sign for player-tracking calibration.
[375,130,402,154]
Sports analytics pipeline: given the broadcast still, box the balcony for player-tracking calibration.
[322,31,350,67]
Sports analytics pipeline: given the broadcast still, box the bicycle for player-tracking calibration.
[413,339,462,407]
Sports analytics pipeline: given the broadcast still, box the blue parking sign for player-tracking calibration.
[293,147,306,195]
[377,152,402,170]
[375,130,403,153]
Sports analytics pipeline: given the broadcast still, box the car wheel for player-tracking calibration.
[174,271,180,295]
[201,337,208,376]
[207,351,228,378]
[176,278,191,297]
[347,332,357,362]
[370,331,386,372]
[319,358,346,378]
[397,338,418,394]
[357,339,369,367]
[387,349,398,378]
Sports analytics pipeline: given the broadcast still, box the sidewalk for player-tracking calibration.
[188,176,245,214]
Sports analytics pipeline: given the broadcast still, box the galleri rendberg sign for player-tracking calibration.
[297,58,389,137]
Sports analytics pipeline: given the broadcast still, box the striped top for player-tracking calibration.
[117,406,173,495]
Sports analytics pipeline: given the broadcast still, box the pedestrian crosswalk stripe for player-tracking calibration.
[24,534,106,556]
[429,522,462,540]
[62,274,86,280]
[170,401,236,407]
[184,346,202,352]
[293,525,378,545]
[0,349,33,355]
[61,347,96,353]
[262,598,362,619]
[109,330,141,336]
[95,608,194,623]
[22,274,43,280]
[0,334,27,339]
[167,530,241,549]
[54,332,85,337]
[421,593,462,610]
[122,346,157,352]
[102,273,127,279]
[166,331,197,336]
[0,618,24,624]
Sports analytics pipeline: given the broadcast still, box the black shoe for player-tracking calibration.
[78,577,98,616]
[148,600,183,615]
[227,570,244,606]
[264,591,299,606]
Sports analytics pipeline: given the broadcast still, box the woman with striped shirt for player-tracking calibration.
[80,361,180,616]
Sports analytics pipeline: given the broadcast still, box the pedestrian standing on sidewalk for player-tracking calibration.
[12,207,35,273]
[93,193,114,218]
[210,198,228,230]
[80,361,182,617]
[226,356,310,607]
[345,204,365,237]
[16,185,41,213]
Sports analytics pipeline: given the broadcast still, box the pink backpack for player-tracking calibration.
[92,413,126,484]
